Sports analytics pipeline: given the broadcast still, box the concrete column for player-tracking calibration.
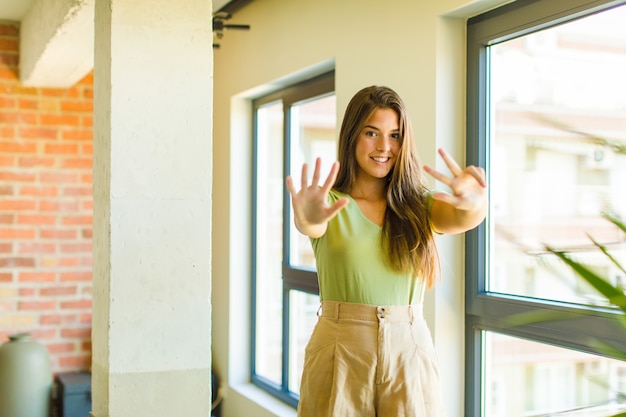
[91,0,213,416]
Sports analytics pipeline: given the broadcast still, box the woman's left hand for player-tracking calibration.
[423,148,487,233]
[424,148,487,210]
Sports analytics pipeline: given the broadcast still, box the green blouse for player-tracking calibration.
[311,189,427,306]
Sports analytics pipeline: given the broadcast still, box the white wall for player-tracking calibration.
[212,1,511,416]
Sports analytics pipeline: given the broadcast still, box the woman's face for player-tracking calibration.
[354,107,401,183]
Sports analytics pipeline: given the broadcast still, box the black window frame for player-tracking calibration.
[465,1,626,415]
[250,71,335,407]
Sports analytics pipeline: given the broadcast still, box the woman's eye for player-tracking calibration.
[365,130,377,137]
[391,133,400,140]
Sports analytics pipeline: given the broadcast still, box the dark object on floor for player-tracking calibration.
[212,368,223,417]
[54,372,91,417]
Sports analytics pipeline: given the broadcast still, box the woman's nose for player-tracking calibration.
[376,136,392,151]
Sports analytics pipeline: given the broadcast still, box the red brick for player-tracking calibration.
[62,215,92,225]
[58,354,90,369]
[19,287,35,296]
[79,72,94,85]
[47,342,76,353]
[0,97,15,108]
[45,143,79,155]
[61,158,92,169]
[39,171,79,183]
[61,101,93,113]
[18,127,58,140]
[59,243,91,253]
[61,327,91,338]
[0,200,37,210]
[0,126,15,138]
[0,257,35,267]
[42,87,79,99]
[29,329,57,339]
[40,114,80,126]
[60,271,91,282]
[0,155,15,166]
[0,171,37,181]
[17,214,57,225]
[19,272,56,282]
[0,243,12,253]
[0,213,13,223]
[0,68,17,80]
[63,186,92,196]
[40,229,77,239]
[0,301,15,312]
[81,229,92,239]
[0,228,36,239]
[40,285,77,296]
[18,242,56,254]
[0,272,13,282]
[62,129,92,141]
[60,299,92,310]
[19,185,58,197]
[59,257,80,267]
[18,157,56,168]
[18,300,56,311]
[0,185,14,195]
[17,98,37,110]
[0,112,37,124]
[39,200,79,212]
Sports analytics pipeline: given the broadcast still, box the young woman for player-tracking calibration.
[286,85,487,417]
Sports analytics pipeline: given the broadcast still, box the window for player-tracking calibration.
[466,1,626,416]
[251,72,336,406]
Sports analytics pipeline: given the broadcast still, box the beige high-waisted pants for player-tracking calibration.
[297,301,445,417]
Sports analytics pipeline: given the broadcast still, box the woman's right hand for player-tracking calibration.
[286,158,349,238]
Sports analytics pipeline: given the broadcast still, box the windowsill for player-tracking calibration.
[230,383,298,417]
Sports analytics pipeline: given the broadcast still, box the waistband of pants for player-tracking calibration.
[319,301,423,322]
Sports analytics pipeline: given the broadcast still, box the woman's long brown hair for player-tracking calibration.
[334,86,440,287]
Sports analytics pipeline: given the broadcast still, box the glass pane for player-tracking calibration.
[288,94,337,269]
[488,5,626,305]
[484,331,626,417]
[288,290,320,394]
[254,101,284,384]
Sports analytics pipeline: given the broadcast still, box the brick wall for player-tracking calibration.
[0,21,93,374]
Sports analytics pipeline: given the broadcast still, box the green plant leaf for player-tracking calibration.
[547,248,626,314]
[589,235,626,277]
[589,338,626,361]
[503,309,584,328]
[604,211,626,235]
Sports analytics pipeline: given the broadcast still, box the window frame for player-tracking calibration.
[465,1,626,415]
[250,71,335,407]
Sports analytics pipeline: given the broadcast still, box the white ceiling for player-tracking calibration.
[0,0,230,22]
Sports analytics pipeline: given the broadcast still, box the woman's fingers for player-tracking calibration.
[465,165,487,187]
[300,162,309,190]
[438,148,463,177]
[286,176,296,197]
[425,149,487,190]
[321,161,340,192]
[423,164,451,187]
[311,157,322,188]
[325,197,349,218]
